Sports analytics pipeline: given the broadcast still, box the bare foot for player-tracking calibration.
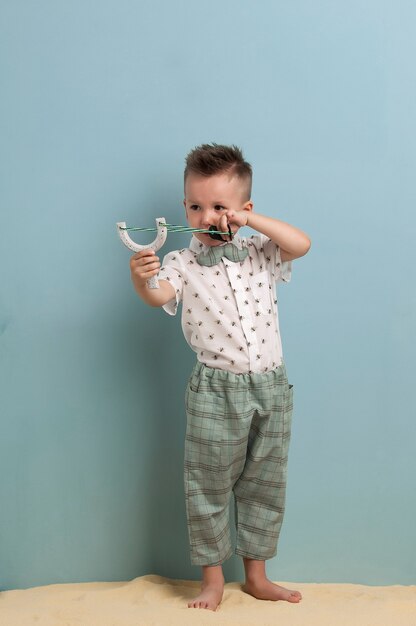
[187,582,224,611]
[243,578,302,603]
[188,565,224,611]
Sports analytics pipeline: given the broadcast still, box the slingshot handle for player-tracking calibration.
[116,218,168,289]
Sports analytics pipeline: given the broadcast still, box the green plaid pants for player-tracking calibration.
[184,361,294,566]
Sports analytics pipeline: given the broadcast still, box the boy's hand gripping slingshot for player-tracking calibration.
[117,218,168,289]
[116,218,233,289]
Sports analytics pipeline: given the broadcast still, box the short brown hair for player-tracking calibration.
[184,143,252,199]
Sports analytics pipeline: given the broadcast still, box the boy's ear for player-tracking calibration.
[243,200,253,212]
[184,199,190,221]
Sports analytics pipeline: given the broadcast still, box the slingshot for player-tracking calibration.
[116,218,232,289]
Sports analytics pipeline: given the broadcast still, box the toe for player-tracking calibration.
[289,591,302,603]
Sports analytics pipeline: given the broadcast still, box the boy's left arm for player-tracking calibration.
[221,211,311,261]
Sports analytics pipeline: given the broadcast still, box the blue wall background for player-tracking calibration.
[1,0,415,590]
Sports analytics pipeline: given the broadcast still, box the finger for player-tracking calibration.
[141,267,160,279]
[226,211,238,226]
[221,214,232,240]
[134,261,160,274]
[143,260,160,271]
[133,254,159,266]
[132,249,155,261]
[132,265,160,281]
[217,214,226,236]
[130,256,159,274]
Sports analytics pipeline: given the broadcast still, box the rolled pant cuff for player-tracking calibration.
[190,546,234,567]
[235,548,277,561]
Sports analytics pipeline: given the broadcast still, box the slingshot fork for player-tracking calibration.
[116,218,168,289]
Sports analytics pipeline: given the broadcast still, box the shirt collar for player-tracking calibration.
[189,233,244,254]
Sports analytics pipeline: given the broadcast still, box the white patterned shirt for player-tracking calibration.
[157,233,292,374]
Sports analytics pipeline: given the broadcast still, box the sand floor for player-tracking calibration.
[1,574,415,626]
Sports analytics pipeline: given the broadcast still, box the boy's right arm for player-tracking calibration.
[130,249,176,307]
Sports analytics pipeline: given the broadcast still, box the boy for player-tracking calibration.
[130,144,311,611]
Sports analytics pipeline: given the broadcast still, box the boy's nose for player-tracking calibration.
[200,209,218,227]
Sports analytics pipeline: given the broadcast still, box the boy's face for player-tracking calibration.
[184,172,253,246]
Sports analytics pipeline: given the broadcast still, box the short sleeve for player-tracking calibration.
[249,234,292,284]
[274,243,292,283]
[157,251,184,316]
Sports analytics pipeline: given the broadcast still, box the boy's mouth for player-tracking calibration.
[208,224,233,242]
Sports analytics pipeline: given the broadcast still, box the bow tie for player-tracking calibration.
[196,242,249,267]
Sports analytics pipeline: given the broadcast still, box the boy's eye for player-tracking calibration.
[190,205,200,211]
[214,205,226,211]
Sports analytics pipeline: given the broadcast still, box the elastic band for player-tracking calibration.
[119,224,230,235]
